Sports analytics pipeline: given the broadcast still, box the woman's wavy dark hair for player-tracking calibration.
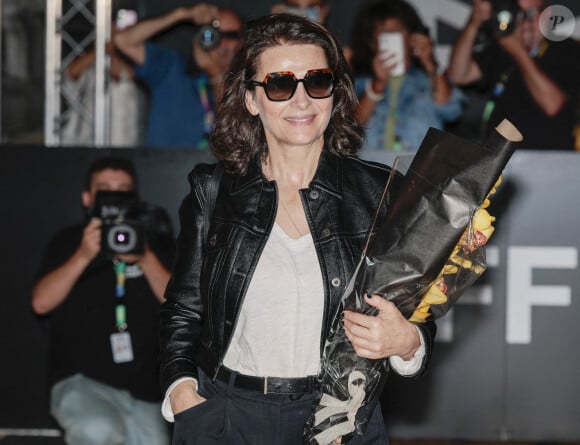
[350,0,428,77]
[210,13,364,175]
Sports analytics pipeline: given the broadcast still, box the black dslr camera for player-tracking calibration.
[93,191,145,255]
[486,0,521,36]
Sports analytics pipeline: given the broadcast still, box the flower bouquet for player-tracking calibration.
[303,120,522,445]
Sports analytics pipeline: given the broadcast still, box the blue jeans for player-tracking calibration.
[50,374,170,445]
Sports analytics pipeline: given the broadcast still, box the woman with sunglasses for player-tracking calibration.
[159,13,436,445]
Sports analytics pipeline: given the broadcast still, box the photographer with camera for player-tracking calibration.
[32,157,174,445]
[114,3,243,149]
[447,0,580,150]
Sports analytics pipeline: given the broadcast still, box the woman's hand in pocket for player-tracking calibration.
[170,379,207,415]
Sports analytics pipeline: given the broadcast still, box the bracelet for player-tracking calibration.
[365,80,385,102]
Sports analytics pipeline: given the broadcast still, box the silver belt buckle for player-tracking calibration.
[263,376,268,395]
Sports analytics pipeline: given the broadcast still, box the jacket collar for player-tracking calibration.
[310,149,343,199]
[229,148,343,198]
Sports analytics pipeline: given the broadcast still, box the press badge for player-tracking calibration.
[110,331,134,363]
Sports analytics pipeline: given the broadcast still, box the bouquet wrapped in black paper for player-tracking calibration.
[303,120,522,445]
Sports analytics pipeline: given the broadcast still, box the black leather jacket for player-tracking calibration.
[159,149,436,393]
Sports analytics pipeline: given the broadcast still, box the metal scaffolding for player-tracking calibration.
[44,0,112,146]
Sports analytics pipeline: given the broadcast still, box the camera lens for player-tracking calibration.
[115,231,130,245]
[108,224,137,254]
[196,25,221,51]
[497,10,514,33]
[490,0,520,36]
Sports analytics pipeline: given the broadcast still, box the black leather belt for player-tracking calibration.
[216,367,320,395]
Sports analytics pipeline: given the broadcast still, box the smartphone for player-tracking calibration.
[378,32,405,76]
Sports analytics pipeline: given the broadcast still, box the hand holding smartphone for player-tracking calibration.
[378,32,405,76]
[116,9,138,30]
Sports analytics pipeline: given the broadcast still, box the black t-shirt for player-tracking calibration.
[474,37,580,150]
[36,222,174,402]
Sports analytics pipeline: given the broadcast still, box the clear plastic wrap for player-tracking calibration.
[303,121,521,445]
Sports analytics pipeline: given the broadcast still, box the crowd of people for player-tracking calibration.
[448,0,580,150]
[33,1,580,445]
[61,0,580,152]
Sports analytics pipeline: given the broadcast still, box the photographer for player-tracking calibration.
[32,157,174,445]
[447,0,580,150]
[114,3,243,149]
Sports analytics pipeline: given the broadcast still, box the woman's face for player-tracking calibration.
[245,44,333,153]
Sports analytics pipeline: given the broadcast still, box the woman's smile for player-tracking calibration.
[284,114,316,125]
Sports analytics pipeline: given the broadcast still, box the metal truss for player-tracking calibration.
[45,0,112,146]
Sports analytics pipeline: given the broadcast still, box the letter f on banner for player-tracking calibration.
[507,247,577,344]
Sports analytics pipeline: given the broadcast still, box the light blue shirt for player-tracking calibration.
[355,67,464,152]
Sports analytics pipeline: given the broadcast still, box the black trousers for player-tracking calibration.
[171,369,388,445]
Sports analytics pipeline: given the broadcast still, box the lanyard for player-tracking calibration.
[384,75,405,151]
[197,77,215,149]
[481,65,514,127]
[113,259,127,331]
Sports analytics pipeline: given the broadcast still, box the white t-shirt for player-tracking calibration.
[223,222,324,377]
